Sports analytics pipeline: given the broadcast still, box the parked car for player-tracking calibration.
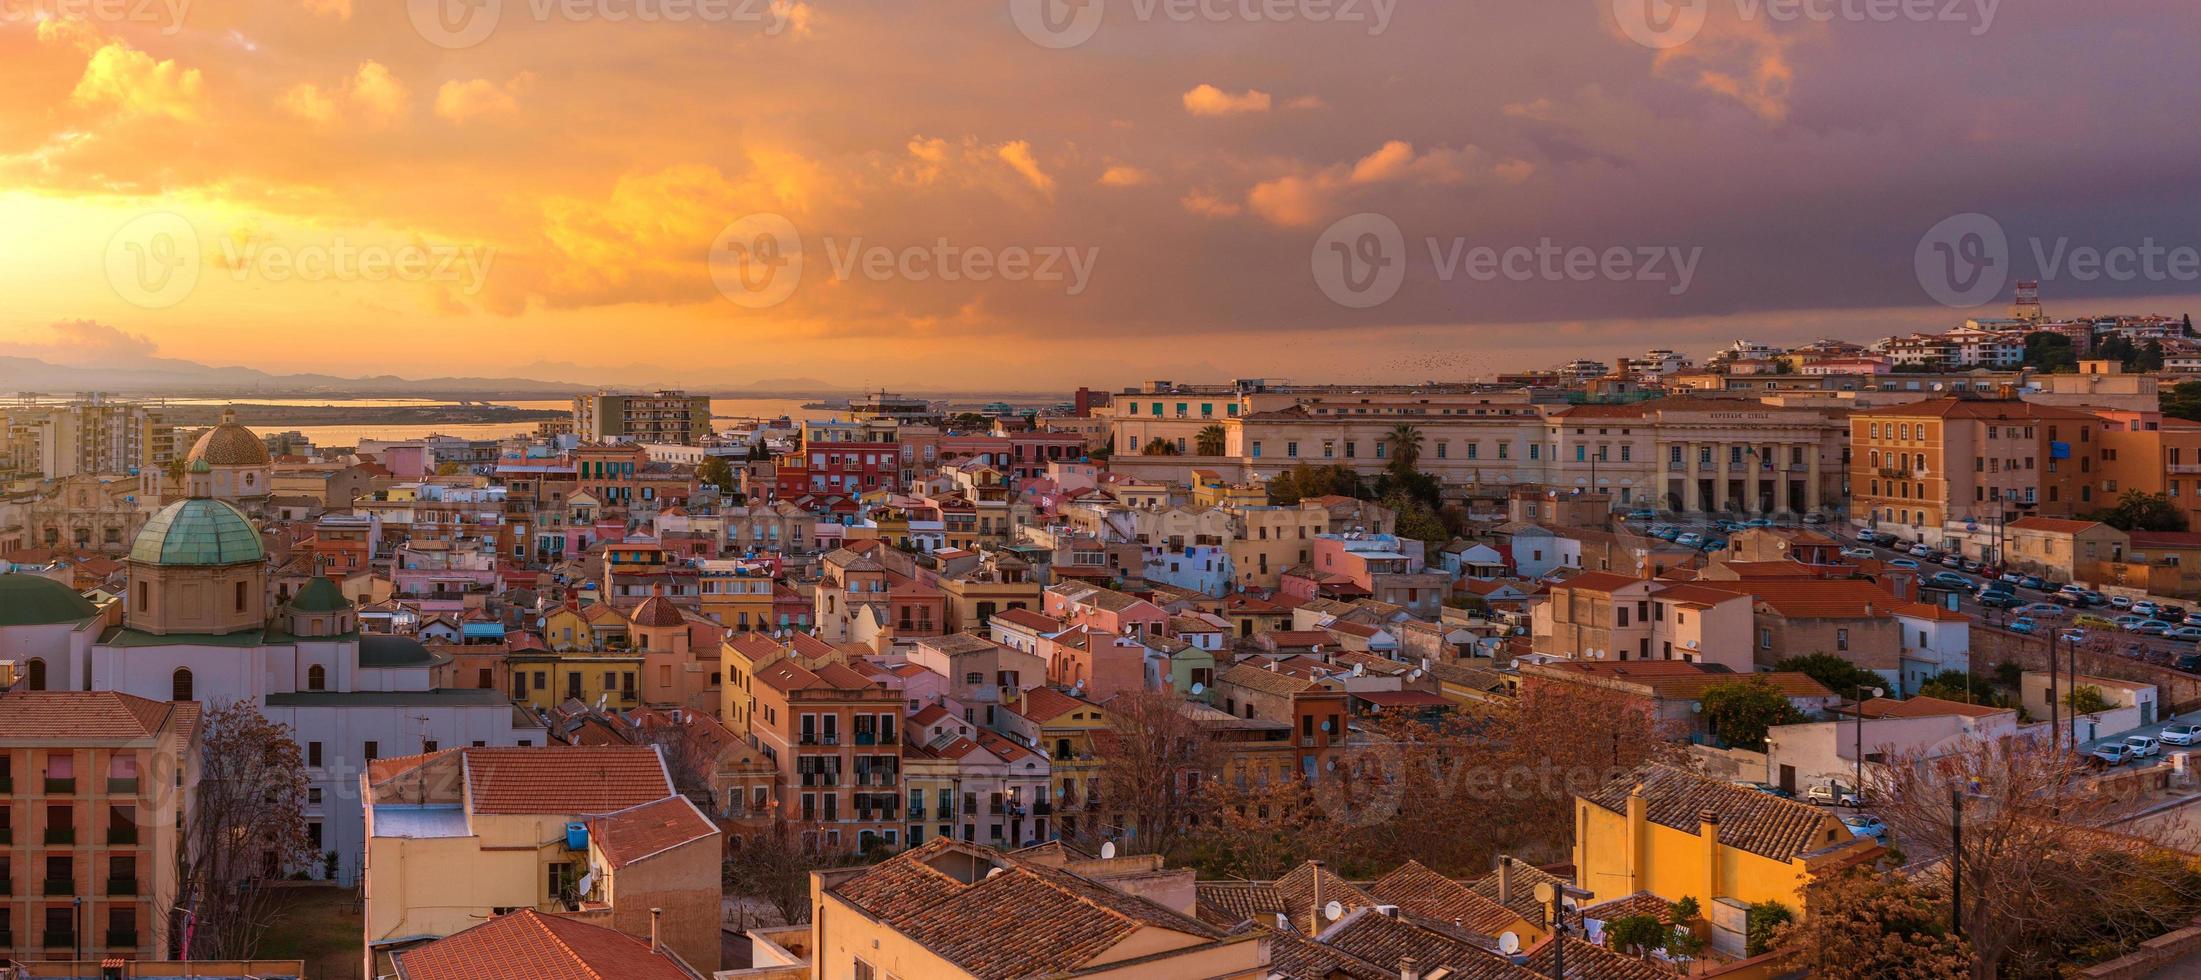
[2020,576,2048,591]
[1961,559,1984,574]
[1735,781,1794,798]
[2008,618,2037,635]
[1806,783,1867,807]
[2125,735,2162,759]
[1938,554,1964,568]
[2169,627,2201,642]
[1929,571,1973,589]
[1841,813,1888,841]
[2113,614,2148,629]
[1676,532,1703,548]
[1888,558,1921,570]
[2075,614,2117,630]
[2016,602,2066,618]
[1874,532,1901,547]
[2178,652,2201,672]
[2082,590,2108,606]
[2160,724,2201,746]
[2092,743,2132,766]
[2135,601,2161,618]
[2001,572,2025,585]
[2110,596,2135,609]
[1908,544,1934,558]
[2163,605,2190,623]
[1841,547,1876,559]
[1978,591,2024,609]
[1655,527,1681,541]
[1743,518,1773,529]
[1626,509,1657,521]
[1803,513,1828,524]
[2133,620,2174,636]
[2061,628,2090,644]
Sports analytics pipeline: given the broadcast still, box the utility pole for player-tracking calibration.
[2050,632,2061,754]
[1950,786,1964,939]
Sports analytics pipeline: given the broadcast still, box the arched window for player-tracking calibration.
[172,668,194,703]
[25,658,46,691]
[307,665,327,691]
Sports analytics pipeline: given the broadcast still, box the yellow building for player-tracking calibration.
[937,552,1043,632]
[1574,764,1877,957]
[698,563,776,632]
[361,746,718,974]
[541,600,631,652]
[509,648,645,710]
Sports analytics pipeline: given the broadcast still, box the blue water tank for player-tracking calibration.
[566,822,589,851]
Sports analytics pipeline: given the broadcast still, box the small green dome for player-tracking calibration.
[0,574,98,626]
[130,499,265,566]
[288,577,352,613]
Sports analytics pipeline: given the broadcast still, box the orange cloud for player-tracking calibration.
[436,74,535,124]
[281,62,410,129]
[1098,164,1152,187]
[995,140,1056,197]
[69,39,207,121]
[1183,84,1272,116]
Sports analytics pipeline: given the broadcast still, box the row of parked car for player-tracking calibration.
[2090,724,2201,766]
[1735,780,1886,840]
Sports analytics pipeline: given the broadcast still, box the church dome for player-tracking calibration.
[130,498,265,566]
[186,408,272,466]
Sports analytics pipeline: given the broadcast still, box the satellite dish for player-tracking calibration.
[1499,932,1521,955]
[986,867,1005,879]
[1100,841,1117,860]
[1324,901,1344,922]
[1189,682,1205,696]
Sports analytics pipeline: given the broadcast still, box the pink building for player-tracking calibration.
[1041,583,1169,639]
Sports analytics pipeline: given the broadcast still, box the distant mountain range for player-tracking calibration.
[0,355,837,398]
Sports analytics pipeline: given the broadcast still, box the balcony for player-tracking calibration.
[42,931,73,949]
[43,877,73,896]
[107,827,139,846]
[107,930,140,949]
[44,828,74,845]
[854,732,877,746]
[1033,801,1053,816]
[44,777,75,795]
[107,878,138,896]
[106,777,139,795]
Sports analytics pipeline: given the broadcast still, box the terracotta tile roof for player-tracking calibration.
[831,839,1225,978]
[628,594,687,628]
[989,607,1064,632]
[1576,891,1673,925]
[463,746,673,816]
[585,796,720,868]
[1552,571,1649,594]
[1856,695,2012,720]
[1893,601,1972,622]
[1467,861,1568,925]
[1221,662,1319,697]
[1315,909,1529,978]
[1582,764,1848,862]
[0,691,185,740]
[1276,861,1379,930]
[1256,925,1395,980]
[1693,579,1907,619]
[1262,630,1337,647]
[1647,583,1745,607]
[1367,861,1524,935]
[1522,936,1673,980]
[1011,686,1098,724]
[391,908,699,980]
[1849,398,2099,421]
[1195,882,1290,927]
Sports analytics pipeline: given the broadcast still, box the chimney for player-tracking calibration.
[649,907,663,953]
[1498,855,1514,906]
[1399,956,1420,980]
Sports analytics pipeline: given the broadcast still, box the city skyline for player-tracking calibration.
[4,4,2200,387]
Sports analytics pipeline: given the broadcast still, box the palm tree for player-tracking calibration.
[1385,423,1424,474]
[1195,424,1227,457]
[1142,437,1181,456]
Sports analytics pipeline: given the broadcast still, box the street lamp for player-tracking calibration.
[1854,685,1885,806]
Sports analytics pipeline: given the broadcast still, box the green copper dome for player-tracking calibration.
[0,574,98,626]
[130,498,265,566]
[288,577,352,613]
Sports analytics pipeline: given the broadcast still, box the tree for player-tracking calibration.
[723,819,866,925]
[1383,491,1450,550]
[2065,684,2114,715]
[1744,901,1793,957]
[1194,424,1227,457]
[697,455,737,491]
[1773,869,1970,979]
[178,702,316,960]
[1876,735,2201,977]
[1774,653,1887,697]
[1384,424,1424,476]
[2088,490,2189,532]
[434,461,465,476]
[1267,463,1363,505]
[2020,331,2078,373]
[1604,915,1671,959]
[1090,691,1220,858]
[1699,677,1804,751]
[1141,437,1181,456]
[1186,774,1346,881]
[2165,380,2201,424]
[1915,670,2014,709]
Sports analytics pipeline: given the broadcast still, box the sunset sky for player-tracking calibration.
[3,1,2199,390]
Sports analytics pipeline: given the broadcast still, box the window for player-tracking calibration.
[854,959,877,980]
[308,742,323,767]
[24,658,44,692]
[235,580,248,612]
[363,741,379,762]
[1836,629,1849,652]
[307,665,326,691]
[171,668,193,702]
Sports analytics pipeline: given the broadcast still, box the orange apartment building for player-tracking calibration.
[2091,410,2201,530]
[748,658,907,851]
[0,692,201,964]
[1849,399,2100,557]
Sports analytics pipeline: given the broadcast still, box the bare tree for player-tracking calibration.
[1877,735,2201,978]
[1090,691,1222,857]
[177,701,314,960]
[1189,774,1346,880]
[723,818,866,925]
[1773,868,1971,979]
